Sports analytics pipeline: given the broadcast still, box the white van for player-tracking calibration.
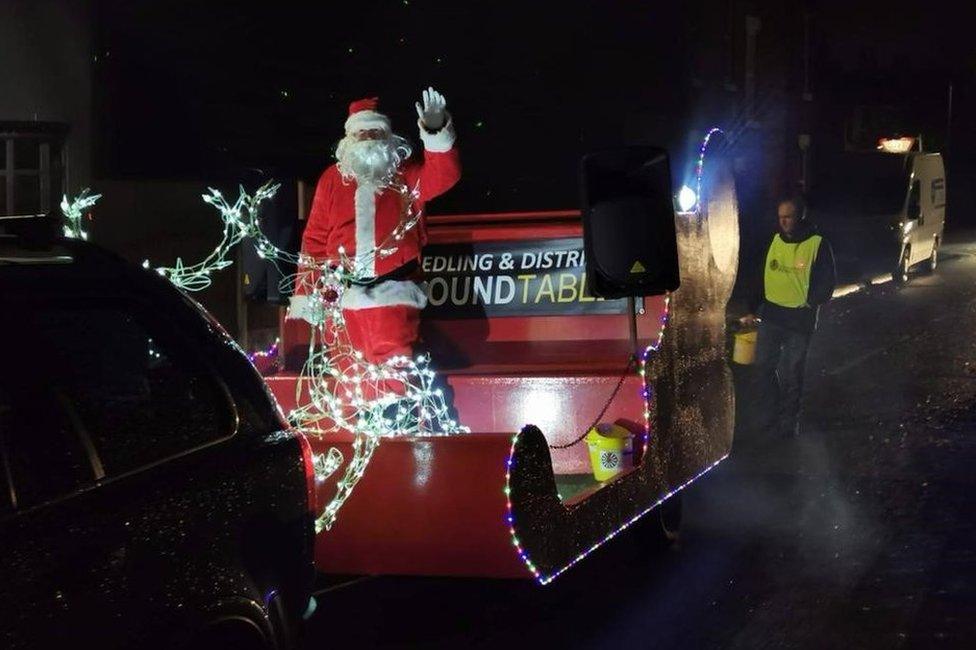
[808,145,946,284]
[898,152,947,280]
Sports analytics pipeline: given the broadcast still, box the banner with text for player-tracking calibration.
[422,238,629,318]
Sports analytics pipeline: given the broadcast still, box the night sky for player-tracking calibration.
[92,1,976,216]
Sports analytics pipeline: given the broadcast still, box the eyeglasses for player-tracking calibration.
[353,129,388,141]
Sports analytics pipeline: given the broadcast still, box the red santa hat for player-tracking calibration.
[344,97,391,136]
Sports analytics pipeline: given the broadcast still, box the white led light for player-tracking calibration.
[70,176,467,534]
[677,185,698,212]
[60,189,102,240]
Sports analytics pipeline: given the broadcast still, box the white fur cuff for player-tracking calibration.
[418,114,456,153]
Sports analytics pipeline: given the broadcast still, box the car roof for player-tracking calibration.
[0,218,158,297]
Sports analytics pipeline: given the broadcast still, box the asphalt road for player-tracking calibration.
[303,230,976,649]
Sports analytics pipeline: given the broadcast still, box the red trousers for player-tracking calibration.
[342,304,421,364]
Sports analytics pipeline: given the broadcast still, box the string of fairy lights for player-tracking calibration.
[60,189,101,240]
[639,295,671,456]
[60,123,724,579]
[506,126,727,583]
[695,127,725,214]
[247,337,280,365]
[61,180,467,534]
[504,297,671,584]
[148,182,292,292]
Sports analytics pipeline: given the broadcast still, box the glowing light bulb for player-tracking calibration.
[677,185,698,212]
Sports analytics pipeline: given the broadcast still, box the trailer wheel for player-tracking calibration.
[894,246,911,285]
[633,494,682,548]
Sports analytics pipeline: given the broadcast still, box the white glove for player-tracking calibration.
[415,86,447,131]
[286,295,316,324]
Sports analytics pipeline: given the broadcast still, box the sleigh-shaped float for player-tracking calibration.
[265,149,739,584]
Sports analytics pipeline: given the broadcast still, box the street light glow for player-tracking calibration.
[877,137,915,153]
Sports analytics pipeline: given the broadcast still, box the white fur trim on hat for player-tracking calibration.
[345,110,392,135]
[418,113,455,153]
[341,280,428,310]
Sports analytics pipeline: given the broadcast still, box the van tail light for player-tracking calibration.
[296,431,318,521]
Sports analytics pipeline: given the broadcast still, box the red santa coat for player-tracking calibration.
[299,122,460,282]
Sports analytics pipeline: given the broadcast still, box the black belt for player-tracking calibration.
[352,259,420,288]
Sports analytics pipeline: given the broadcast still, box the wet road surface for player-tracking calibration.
[303,231,976,649]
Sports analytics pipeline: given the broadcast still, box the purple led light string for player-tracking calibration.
[506,294,667,582]
[247,337,281,364]
[639,295,670,456]
[504,432,541,580]
[537,455,727,585]
[504,293,724,585]
[695,127,724,215]
[505,136,728,583]
[504,432,727,585]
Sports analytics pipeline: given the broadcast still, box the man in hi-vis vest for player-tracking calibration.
[741,196,836,437]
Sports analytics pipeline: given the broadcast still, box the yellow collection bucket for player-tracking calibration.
[585,424,634,482]
[732,329,757,365]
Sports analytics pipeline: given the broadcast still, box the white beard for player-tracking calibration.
[335,134,412,188]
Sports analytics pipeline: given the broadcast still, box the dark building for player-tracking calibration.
[3,1,974,338]
[0,0,93,216]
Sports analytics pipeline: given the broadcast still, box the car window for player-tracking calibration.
[0,383,97,509]
[808,153,909,216]
[1,298,233,482]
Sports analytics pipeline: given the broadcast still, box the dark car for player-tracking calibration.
[0,217,316,649]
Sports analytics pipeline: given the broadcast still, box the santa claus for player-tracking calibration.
[288,87,460,363]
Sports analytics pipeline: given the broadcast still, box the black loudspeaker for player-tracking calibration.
[581,146,680,298]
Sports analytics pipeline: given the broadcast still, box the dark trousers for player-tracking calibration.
[754,319,812,436]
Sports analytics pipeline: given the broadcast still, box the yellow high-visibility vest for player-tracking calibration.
[764,234,823,308]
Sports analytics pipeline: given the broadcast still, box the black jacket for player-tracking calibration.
[749,220,836,333]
